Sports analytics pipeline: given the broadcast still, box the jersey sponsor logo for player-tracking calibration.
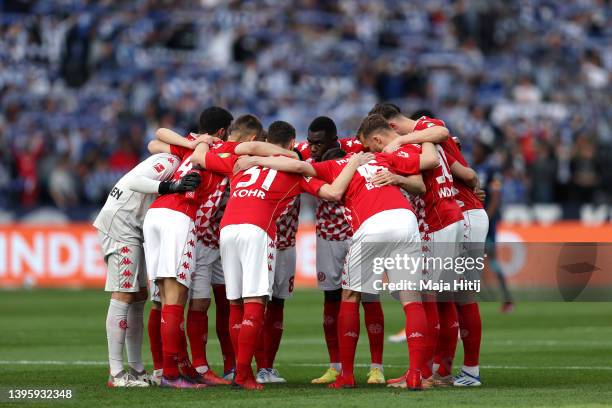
[109,187,124,200]
[217,152,231,158]
[153,163,166,173]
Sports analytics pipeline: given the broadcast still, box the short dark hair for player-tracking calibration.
[267,121,296,146]
[368,102,401,119]
[321,147,346,161]
[308,116,337,139]
[198,106,233,134]
[230,114,263,139]
[410,109,435,120]
[359,114,393,140]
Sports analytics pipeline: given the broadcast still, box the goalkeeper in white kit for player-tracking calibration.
[93,152,201,387]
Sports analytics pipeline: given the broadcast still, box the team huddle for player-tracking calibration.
[94,102,488,391]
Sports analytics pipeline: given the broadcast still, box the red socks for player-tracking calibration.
[229,303,244,365]
[213,285,235,373]
[337,301,360,378]
[148,308,163,371]
[435,302,459,377]
[262,302,284,368]
[323,300,341,364]
[403,302,428,374]
[236,302,265,383]
[422,298,440,378]
[362,301,384,366]
[255,302,285,370]
[458,302,481,367]
[186,309,208,369]
[160,304,184,379]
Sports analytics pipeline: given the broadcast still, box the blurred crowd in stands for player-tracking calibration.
[0,0,610,220]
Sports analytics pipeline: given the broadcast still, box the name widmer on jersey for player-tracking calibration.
[437,186,453,198]
[110,187,124,200]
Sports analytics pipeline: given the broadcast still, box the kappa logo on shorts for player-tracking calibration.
[120,258,133,266]
[242,319,254,327]
[188,240,195,247]
[121,281,133,289]
[344,331,358,338]
[120,246,131,254]
[184,251,193,259]
[153,163,165,173]
[407,331,424,339]
[118,319,128,329]
[268,253,274,260]
[182,262,190,270]
[167,157,175,165]
[317,272,326,282]
[178,272,187,281]
[122,270,133,277]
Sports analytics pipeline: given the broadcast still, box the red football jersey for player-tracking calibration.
[441,138,483,212]
[149,140,238,220]
[275,196,300,249]
[295,137,363,241]
[409,117,464,234]
[204,153,326,240]
[311,151,420,232]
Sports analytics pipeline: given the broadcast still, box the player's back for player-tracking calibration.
[312,153,415,232]
[221,166,308,240]
[94,153,178,244]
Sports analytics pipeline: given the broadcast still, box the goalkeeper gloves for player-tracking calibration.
[158,172,202,194]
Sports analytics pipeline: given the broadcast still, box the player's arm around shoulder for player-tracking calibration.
[371,171,426,195]
[235,155,315,176]
[419,142,439,170]
[450,161,479,189]
[190,142,211,168]
[316,152,374,201]
[234,141,299,159]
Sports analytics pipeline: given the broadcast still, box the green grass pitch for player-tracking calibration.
[1,289,611,407]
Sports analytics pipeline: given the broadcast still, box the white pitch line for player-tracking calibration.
[1,360,611,370]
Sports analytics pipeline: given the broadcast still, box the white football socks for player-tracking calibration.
[462,365,480,377]
[106,299,129,376]
[126,300,145,373]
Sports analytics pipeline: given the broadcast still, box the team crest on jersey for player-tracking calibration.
[217,152,231,158]
[153,163,166,173]
[317,271,326,282]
